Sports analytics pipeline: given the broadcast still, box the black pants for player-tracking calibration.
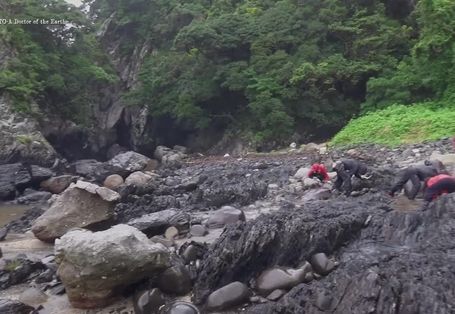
[391,168,421,200]
[334,164,353,196]
[424,178,455,202]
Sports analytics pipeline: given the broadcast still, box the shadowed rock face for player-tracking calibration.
[194,193,455,313]
[193,195,380,304]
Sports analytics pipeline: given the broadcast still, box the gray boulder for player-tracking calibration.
[154,145,186,168]
[30,165,54,183]
[206,281,251,311]
[32,181,119,242]
[206,206,245,229]
[294,167,310,179]
[128,209,190,237]
[18,287,48,307]
[125,171,152,187]
[54,225,170,308]
[40,175,76,194]
[310,253,335,275]
[103,174,124,190]
[255,264,313,295]
[107,151,150,173]
[154,145,173,161]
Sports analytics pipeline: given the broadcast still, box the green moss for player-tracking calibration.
[5,260,21,272]
[16,134,33,145]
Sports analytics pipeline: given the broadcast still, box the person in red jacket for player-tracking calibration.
[421,174,455,209]
[308,163,329,182]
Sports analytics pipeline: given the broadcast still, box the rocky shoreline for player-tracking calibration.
[0,139,455,313]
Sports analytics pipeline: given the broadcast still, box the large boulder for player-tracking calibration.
[125,171,152,187]
[206,206,246,229]
[128,209,190,237]
[29,165,54,183]
[154,145,186,168]
[107,151,150,173]
[103,174,124,190]
[206,281,251,311]
[154,145,173,161]
[31,181,119,242]
[54,225,170,308]
[255,264,313,295]
[309,253,335,275]
[40,175,76,194]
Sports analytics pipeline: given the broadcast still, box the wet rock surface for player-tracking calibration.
[5,206,44,233]
[206,206,245,229]
[1,138,455,313]
[206,281,251,311]
[40,175,76,194]
[31,181,118,242]
[0,299,35,314]
[54,224,170,308]
[0,256,47,289]
[127,209,190,237]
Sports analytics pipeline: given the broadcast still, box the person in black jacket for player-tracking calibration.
[389,160,447,199]
[333,159,369,196]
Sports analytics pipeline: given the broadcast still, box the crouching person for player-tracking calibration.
[333,159,368,196]
[421,174,455,210]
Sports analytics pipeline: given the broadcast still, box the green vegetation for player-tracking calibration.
[331,102,455,146]
[94,0,414,145]
[332,0,455,146]
[0,0,116,124]
[2,0,455,147]
[16,134,33,145]
[4,260,21,272]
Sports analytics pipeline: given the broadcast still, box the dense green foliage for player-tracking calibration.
[363,0,455,111]
[2,0,455,146]
[90,0,414,144]
[334,0,455,145]
[331,102,455,146]
[0,0,116,123]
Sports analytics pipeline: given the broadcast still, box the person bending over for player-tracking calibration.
[389,160,446,200]
[333,159,368,196]
[308,163,329,182]
[421,174,455,210]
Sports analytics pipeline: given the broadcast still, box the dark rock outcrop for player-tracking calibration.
[0,299,35,314]
[5,207,45,233]
[0,256,47,289]
[193,194,379,304]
